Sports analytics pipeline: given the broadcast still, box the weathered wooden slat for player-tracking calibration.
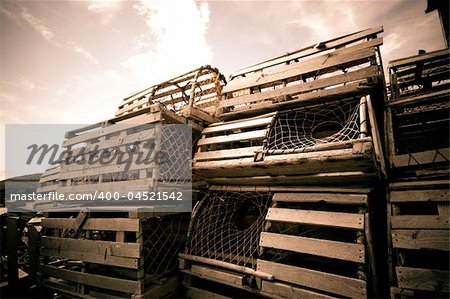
[219,82,366,119]
[260,232,365,263]
[390,189,449,202]
[194,145,374,178]
[42,236,141,258]
[391,215,449,229]
[231,26,383,78]
[389,48,450,68]
[257,260,366,298]
[392,229,449,251]
[197,130,267,146]
[221,65,380,108]
[261,281,335,299]
[194,146,261,161]
[202,116,274,134]
[186,287,231,299]
[191,264,245,286]
[55,179,153,195]
[392,148,449,168]
[273,192,368,204]
[42,218,140,231]
[41,265,142,294]
[224,46,376,93]
[41,248,138,269]
[396,267,449,292]
[266,208,364,230]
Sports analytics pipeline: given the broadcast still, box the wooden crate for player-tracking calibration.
[39,209,189,299]
[194,96,386,184]
[387,180,449,298]
[386,49,450,177]
[116,65,225,119]
[179,186,380,298]
[217,26,385,120]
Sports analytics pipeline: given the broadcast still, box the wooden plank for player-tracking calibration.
[186,287,231,299]
[42,236,141,258]
[41,248,138,269]
[55,179,153,195]
[6,217,19,286]
[391,215,449,229]
[261,281,335,299]
[260,232,365,263]
[222,65,380,108]
[202,116,274,134]
[393,148,449,168]
[391,230,449,251]
[191,264,245,286]
[194,146,261,161]
[396,267,449,292]
[266,208,364,229]
[197,129,267,146]
[220,83,366,119]
[389,48,450,68]
[390,189,449,202]
[231,26,383,78]
[224,46,376,93]
[41,265,142,294]
[273,192,367,204]
[257,260,366,298]
[42,218,140,231]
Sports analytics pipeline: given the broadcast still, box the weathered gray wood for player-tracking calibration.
[391,215,449,229]
[42,236,141,258]
[260,232,365,263]
[202,115,274,134]
[396,267,449,292]
[392,230,449,251]
[261,281,335,299]
[42,217,140,231]
[222,65,380,108]
[389,48,450,68]
[197,129,267,146]
[194,146,261,161]
[41,264,142,294]
[191,264,245,286]
[186,287,231,299]
[390,189,449,202]
[266,208,364,229]
[178,254,273,280]
[41,248,138,269]
[273,192,367,204]
[257,260,366,298]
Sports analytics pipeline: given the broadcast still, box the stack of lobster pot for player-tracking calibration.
[179,26,389,298]
[34,66,226,299]
[386,48,450,298]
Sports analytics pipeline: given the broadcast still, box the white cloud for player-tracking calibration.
[103,69,122,82]
[122,0,212,87]
[87,0,122,25]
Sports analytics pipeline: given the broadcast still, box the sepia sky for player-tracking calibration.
[0,0,447,179]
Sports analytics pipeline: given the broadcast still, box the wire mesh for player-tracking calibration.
[142,214,189,277]
[188,191,273,269]
[266,100,363,153]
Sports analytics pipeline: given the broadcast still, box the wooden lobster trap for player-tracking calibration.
[39,208,190,298]
[386,48,450,178]
[387,180,449,298]
[194,95,386,185]
[116,65,225,122]
[179,186,381,299]
[217,26,385,120]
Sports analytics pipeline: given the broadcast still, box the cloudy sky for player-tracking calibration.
[0,0,447,179]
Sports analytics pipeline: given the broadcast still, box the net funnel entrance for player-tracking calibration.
[187,191,273,269]
[266,100,364,153]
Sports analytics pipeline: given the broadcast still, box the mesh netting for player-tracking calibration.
[266,100,363,152]
[188,191,272,269]
[159,124,192,184]
[142,214,189,277]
